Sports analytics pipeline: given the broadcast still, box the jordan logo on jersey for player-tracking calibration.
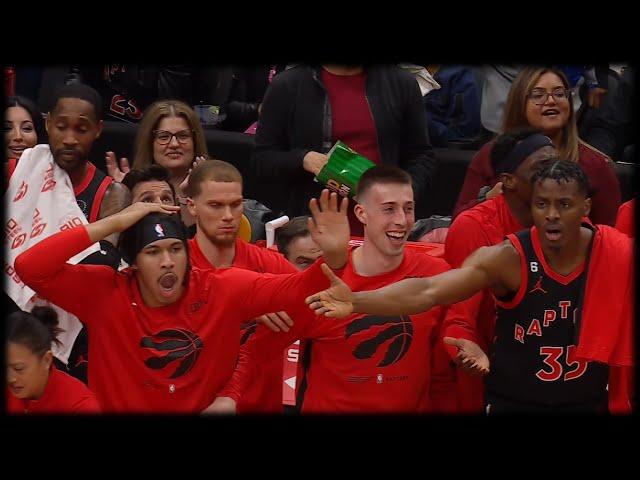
[140,328,203,379]
[529,276,547,294]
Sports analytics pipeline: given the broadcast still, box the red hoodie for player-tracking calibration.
[188,237,297,414]
[14,226,332,413]
[7,365,100,414]
[221,248,463,413]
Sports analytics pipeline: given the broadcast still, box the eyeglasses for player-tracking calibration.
[153,129,193,145]
[527,87,570,105]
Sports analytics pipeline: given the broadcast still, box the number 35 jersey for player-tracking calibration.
[487,225,609,407]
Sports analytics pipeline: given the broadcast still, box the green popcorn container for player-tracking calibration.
[315,141,376,198]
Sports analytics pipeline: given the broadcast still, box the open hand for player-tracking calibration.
[105,151,130,183]
[443,336,490,376]
[177,156,207,197]
[308,189,349,269]
[306,263,354,318]
[114,201,181,232]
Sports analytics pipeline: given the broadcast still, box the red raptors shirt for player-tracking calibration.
[188,237,297,413]
[7,365,100,414]
[443,194,523,412]
[221,248,462,413]
[15,226,332,413]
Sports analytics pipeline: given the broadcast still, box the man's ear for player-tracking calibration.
[501,172,516,191]
[95,119,104,139]
[583,197,592,218]
[354,202,366,226]
[186,198,196,217]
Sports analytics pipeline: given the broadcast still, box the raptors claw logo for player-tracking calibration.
[140,329,203,379]
[345,315,414,367]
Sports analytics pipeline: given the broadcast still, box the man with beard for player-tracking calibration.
[14,188,350,413]
[185,160,300,413]
[46,83,129,244]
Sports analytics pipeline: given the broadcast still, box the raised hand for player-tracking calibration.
[113,201,181,232]
[105,151,131,183]
[308,189,349,269]
[258,311,294,332]
[443,336,490,376]
[177,156,207,198]
[86,201,181,243]
[306,264,354,318]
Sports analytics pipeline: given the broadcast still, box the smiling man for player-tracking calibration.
[218,166,466,413]
[308,160,634,413]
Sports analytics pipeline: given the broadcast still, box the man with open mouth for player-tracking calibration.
[14,188,350,413]
[308,160,633,414]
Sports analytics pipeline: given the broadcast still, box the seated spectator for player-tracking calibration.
[122,164,177,206]
[424,65,482,147]
[252,63,436,237]
[276,216,323,271]
[105,99,208,226]
[5,95,45,178]
[454,66,621,226]
[6,306,100,414]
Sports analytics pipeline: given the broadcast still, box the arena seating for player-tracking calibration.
[89,121,637,219]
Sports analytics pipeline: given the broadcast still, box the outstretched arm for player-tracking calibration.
[307,243,518,318]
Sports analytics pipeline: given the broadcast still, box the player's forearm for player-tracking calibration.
[85,214,125,244]
[352,277,436,316]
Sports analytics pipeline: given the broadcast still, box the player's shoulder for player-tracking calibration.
[404,248,452,276]
[237,239,294,274]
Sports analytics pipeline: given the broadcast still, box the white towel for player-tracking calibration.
[4,144,100,364]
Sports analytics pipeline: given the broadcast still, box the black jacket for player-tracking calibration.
[252,64,436,217]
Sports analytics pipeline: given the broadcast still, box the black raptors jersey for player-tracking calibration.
[486,225,609,409]
[74,162,112,224]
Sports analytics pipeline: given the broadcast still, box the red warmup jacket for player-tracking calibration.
[7,364,100,414]
[221,248,464,413]
[188,237,297,414]
[14,226,332,413]
[453,141,621,226]
[443,194,523,413]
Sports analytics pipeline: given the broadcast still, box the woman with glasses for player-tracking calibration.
[453,66,621,226]
[105,100,209,226]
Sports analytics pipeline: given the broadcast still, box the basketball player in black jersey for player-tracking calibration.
[45,84,131,382]
[46,83,130,247]
[307,160,633,413]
